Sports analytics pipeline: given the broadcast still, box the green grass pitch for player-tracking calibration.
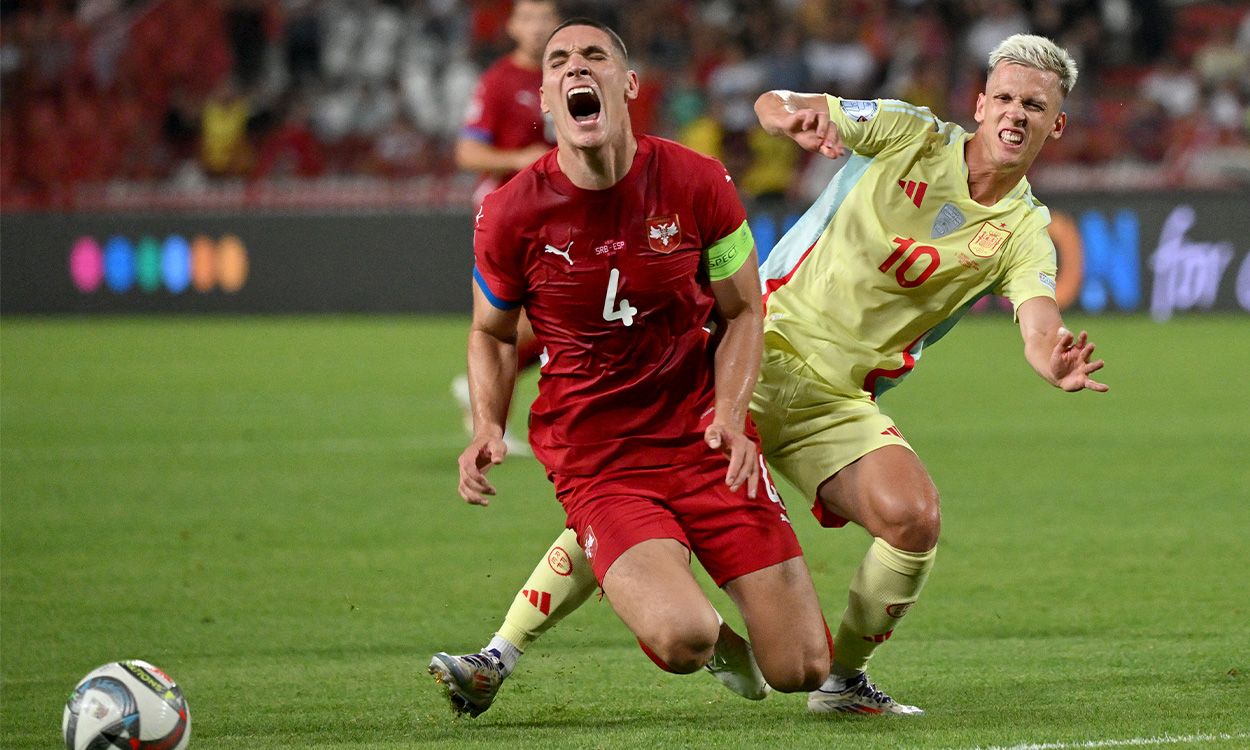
[2,314,1247,749]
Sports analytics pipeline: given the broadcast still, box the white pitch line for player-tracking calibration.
[942,732,1250,750]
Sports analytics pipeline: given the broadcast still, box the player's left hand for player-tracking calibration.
[1050,327,1109,393]
[705,422,760,498]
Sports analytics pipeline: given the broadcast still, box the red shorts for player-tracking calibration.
[553,449,802,587]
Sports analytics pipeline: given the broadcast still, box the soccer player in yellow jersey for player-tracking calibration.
[429,33,1108,717]
[747,32,1107,714]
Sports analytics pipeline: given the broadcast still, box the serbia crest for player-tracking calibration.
[646,214,681,254]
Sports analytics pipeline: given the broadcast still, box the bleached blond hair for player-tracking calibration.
[988,34,1079,97]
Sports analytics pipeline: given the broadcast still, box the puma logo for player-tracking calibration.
[543,241,574,265]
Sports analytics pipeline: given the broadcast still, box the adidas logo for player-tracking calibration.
[522,588,552,615]
[898,179,927,208]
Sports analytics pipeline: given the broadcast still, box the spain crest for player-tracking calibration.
[968,222,1012,258]
[646,214,681,254]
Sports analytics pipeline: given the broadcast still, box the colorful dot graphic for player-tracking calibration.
[69,235,249,295]
[162,235,192,294]
[104,236,135,293]
[135,236,161,293]
[69,237,103,293]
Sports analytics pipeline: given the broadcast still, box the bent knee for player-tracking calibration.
[758,633,831,693]
[761,652,829,693]
[876,493,941,552]
[647,628,718,674]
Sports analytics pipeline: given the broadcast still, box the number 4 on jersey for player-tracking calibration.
[602,267,637,327]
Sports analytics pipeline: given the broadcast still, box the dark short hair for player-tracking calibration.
[546,17,628,61]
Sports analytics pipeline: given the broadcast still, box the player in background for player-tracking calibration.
[432,33,1108,717]
[430,18,831,717]
[451,0,561,456]
[457,0,560,206]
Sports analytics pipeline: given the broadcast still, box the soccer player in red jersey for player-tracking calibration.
[430,18,830,716]
[433,32,1110,720]
[451,0,561,455]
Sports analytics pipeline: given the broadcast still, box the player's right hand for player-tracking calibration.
[457,435,508,506]
[784,109,846,160]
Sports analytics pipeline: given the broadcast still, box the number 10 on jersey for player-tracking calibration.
[880,236,941,288]
[602,268,637,326]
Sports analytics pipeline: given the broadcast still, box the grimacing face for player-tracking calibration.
[974,62,1067,172]
[540,24,638,151]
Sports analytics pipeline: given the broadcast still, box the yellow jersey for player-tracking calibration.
[760,96,1058,398]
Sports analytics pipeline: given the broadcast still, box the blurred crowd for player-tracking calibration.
[2,0,1249,210]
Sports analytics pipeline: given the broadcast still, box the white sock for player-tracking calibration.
[820,669,862,691]
[485,634,522,675]
[830,663,862,680]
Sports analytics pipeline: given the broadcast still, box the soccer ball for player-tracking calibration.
[62,660,191,750]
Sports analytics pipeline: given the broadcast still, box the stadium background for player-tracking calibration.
[2,0,1248,748]
[2,0,1248,314]
[3,0,1250,207]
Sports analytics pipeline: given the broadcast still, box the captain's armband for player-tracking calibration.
[704,221,755,281]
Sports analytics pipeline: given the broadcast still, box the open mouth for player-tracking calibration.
[567,86,602,124]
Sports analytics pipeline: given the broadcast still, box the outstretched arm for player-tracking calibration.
[708,250,765,498]
[754,90,846,159]
[1017,296,1108,393]
[458,283,523,505]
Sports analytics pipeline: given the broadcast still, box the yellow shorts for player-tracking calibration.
[750,345,912,526]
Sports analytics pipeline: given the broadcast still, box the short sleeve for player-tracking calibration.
[695,158,749,248]
[825,96,942,157]
[472,194,525,309]
[996,222,1059,314]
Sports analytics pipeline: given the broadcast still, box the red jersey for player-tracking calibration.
[461,56,554,204]
[473,135,749,476]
